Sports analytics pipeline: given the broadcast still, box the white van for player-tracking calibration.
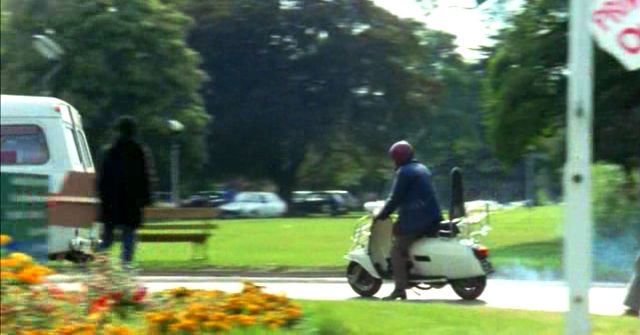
[1,94,97,260]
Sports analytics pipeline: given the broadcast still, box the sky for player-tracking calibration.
[372,0,511,60]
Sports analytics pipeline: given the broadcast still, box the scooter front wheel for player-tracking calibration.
[347,262,382,297]
[451,276,487,300]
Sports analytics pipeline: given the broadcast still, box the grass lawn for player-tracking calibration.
[101,205,629,281]
[131,217,356,269]
[297,299,638,335]
[125,207,564,272]
[114,299,637,334]
[483,205,563,272]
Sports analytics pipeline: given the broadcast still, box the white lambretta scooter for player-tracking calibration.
[345,169,494,300]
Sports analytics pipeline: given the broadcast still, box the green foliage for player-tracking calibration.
[592,164,640,241]
[1,0,210,190]
[483,0,640,168]
[180,0,449,197]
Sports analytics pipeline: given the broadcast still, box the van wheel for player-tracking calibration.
[347,262,382,297]
[451,276,486,300]
[64,251,94,264]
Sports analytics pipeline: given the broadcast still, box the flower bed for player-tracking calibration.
[0,235,303,334]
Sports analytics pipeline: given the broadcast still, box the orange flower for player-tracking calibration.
[9,252,33,265]
[0,257,20,268]
[27,265,54,276]
[0,271,16,280]
[18,330,52,335]
[168,319,198,332]
[16,267,44,285]
[0,234,11,246]
[103,325,134,335]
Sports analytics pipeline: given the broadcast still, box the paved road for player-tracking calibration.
[52,276,629,316]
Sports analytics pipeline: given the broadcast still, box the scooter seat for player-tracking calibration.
[438,220,460,237]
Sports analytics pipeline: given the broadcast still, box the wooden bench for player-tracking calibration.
[115,208,219,260]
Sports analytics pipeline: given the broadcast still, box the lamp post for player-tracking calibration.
[168,120,185,207]
[32,34,64,96]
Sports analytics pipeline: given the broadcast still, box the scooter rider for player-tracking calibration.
[374,140,444,300]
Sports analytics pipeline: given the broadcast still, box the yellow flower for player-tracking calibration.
[284,306,302,319]
[9,252,33,266]
[203,320,231,331]
[88,312,103,322]
[104,325,134,335]
[16,267,45,285]
[230,314,257,326]
[0,234,11,246]
[18,330,52,335]
[145,311,175,324]
[27,265,54,276]
[168,319,198,332]
[0,257,20,268]
[0,271,16,280]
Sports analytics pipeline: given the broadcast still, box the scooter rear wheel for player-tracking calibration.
[347,262,382,297]
[451,276,487,300]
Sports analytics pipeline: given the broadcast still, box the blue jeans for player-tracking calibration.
[98,224,137,264]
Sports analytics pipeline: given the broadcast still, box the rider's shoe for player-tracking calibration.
[382,290,407,301]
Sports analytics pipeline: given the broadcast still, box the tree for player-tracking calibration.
[483,0,640,171]
[182,0,444,200]
[1,0,210,191]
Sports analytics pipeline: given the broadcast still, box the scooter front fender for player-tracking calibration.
[345,248,381,279]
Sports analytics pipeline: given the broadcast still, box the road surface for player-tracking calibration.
[51,276,630,316]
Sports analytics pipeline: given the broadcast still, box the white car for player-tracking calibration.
[219,192,287,218]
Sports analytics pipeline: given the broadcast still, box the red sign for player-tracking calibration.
[591,0,640,70]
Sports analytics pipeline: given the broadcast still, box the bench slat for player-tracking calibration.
[145,207,219,220]
[141,224,217,230]
[136,233,210,243]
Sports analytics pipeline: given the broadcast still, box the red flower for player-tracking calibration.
[132,286,147,303]
[110,291,124,302]
[48,285,65,298]
[89,295,110,314]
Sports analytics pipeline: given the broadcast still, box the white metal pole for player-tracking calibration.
[171,141,180,207]
[564,0,594,333]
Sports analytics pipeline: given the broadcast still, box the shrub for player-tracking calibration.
[592,163,640,241]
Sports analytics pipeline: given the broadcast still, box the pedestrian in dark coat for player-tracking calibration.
[97,116,152,264]
[375,140,443,301]
[624,253,640,317]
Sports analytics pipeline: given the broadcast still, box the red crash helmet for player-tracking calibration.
[388,140,413,166]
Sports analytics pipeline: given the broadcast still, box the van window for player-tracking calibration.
[58,105,73,124]
[0,125,50,165]
[76,130,93,168]
[63,127,82,168]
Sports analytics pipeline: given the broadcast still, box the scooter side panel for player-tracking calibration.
[410,238,485,279]
[369,218,393,273]
[345,248,381,279]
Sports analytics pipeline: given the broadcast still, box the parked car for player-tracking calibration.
[291,191,348,216]
[181,191,228,208]
[323,190,360,210]
[219,192,287,218]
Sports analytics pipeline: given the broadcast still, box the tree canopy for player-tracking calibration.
[1,0,210,190]
[180,0,469,198]
[483,0,640,170]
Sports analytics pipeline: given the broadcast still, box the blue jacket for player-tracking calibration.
[377,160,443,235]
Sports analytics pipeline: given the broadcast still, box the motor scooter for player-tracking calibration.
[345,168,494,300]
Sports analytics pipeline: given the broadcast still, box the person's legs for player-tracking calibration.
[623,254,640,315]
[120,225,137,265]
[97,223,115,252]
[385,234,421,300]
